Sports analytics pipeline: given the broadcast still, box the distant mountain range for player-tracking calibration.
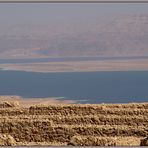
[0,14,148,59]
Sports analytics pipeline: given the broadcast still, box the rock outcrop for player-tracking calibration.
[0,134,16,146]
[140,137,148,146]
[0,101,19,108]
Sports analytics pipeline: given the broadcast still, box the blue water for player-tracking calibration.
[0,70,148,104]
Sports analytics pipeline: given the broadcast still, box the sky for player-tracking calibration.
[0,3,148,29]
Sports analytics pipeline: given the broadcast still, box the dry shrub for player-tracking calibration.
[49,115,148,126]
[0,108,28,116]
[0,120,147,139]
[29,105,148,116]
[0,114,147,127]
[0,103,147,146]
[0,104,148,116]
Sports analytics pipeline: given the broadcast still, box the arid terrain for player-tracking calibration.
[0,14,148,73]
[0,14,148,59]
[0,96,147,146]
[0,5,148,146]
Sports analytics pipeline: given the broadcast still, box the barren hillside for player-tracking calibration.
[0,14,148,59]
[0,101,148,146]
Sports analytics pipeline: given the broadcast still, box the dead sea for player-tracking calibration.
[0,70,148,104]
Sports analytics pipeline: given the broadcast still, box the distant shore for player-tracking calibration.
[0,58,148,73]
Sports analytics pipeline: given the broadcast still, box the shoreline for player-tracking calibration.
[0,95,147,107]
[0,96,77,107]
[0,59,148,73]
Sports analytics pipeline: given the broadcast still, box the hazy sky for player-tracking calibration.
[0,4,148,29]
